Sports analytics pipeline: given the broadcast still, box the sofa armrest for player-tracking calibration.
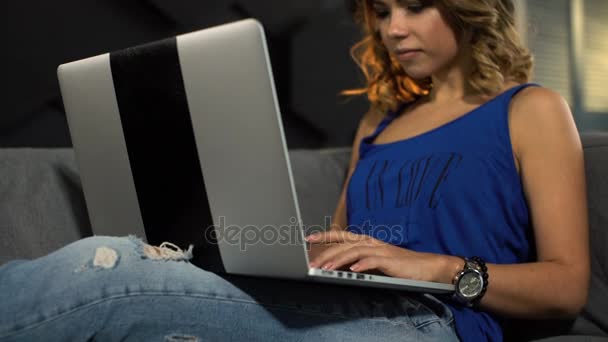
[576,132,608,336]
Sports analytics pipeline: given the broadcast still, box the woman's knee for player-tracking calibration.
[68,235,135,251]
[65,235,196,278]
[50,235,145,272]
[69,235,193,262]
[67,234,133,254]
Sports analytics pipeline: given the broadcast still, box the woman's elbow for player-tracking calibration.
[549,270,589,318]
[556,295,587,318]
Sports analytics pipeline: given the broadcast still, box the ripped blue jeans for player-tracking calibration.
[0,236,459,341]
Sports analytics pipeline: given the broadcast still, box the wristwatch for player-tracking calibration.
[452,256,489,308]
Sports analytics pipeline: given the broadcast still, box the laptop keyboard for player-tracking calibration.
[318,269,374,281]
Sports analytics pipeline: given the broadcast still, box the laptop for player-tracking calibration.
[57,18,454,294]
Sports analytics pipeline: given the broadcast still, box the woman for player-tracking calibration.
[309,0,589,340]
[0,0,588,341]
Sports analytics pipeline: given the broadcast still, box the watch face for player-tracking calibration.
[458,271,483,298]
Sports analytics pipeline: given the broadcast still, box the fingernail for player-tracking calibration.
[322,263,333,270]
[309,262,317,268]
[350,264,359,272]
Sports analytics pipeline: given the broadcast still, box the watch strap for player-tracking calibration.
[452,256,489,308]
[469,256,489,307]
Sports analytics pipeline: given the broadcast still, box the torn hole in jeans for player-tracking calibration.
[165,334,200,342]
[129,235,194,262]
[74,246,120,273]
[74,236,194,273]
[93,246,119,268]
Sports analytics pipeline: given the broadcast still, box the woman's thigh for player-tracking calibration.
[0,236,458,341]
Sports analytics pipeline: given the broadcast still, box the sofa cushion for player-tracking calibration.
[288,147,351,234]
[0,147,352,264]
[0,148,91,265]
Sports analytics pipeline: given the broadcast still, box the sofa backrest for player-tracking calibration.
[0,132,607,339]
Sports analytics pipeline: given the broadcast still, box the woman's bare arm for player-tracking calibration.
[437,87,590,319]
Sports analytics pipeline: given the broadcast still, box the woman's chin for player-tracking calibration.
[401,66,432,81]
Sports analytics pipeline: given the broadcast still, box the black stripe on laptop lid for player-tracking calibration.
[110,37,225,273]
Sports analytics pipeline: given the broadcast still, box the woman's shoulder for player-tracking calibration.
[508,84,579,159]
[357,109,391,137]
[509,85,573,131]
[511,85,566,112]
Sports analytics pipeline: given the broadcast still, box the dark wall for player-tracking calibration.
[0,0,368,149]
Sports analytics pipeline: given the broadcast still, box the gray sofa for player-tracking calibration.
[1,132,607,341]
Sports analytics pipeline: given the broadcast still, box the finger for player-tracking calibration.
[305,231,346,244]
[349,256,389,274]
[328,246,384,271]
[307,243,333,261]
[306,230,367,244]
[308,232,381,268]
[309,243,353,269]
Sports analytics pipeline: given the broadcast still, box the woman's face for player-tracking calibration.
[371,0,462,80]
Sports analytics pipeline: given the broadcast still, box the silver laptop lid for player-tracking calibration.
[58,19,309,278]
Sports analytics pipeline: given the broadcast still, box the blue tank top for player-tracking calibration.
[346,83,538,342]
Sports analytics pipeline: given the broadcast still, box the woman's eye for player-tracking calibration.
[373,8,390,19]
[407,5,425,13]
[401,0,429,14]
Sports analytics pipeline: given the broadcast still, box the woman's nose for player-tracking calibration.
[387,11,410,39]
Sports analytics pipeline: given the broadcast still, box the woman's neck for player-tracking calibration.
[427,45,477,104]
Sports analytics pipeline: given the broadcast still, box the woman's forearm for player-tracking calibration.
[479,261,588,318]
[438,256,589,319]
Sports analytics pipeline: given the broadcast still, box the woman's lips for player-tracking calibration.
[395,49,422,61]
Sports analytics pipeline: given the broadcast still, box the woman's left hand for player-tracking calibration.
[306,230,457,283]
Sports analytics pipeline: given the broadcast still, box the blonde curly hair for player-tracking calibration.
[343,0,534,115]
